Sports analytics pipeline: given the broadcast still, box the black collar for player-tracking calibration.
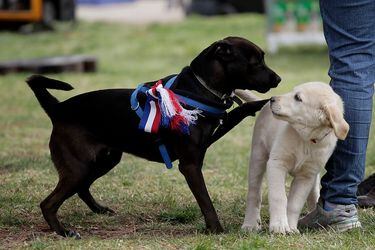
[192,71,232,100]
[170,67,235,110]
[191,68,244,106]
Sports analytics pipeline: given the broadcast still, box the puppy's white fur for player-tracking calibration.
[240,82,349,234]
[235,89,261,102]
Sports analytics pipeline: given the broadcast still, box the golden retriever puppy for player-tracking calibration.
[240,82,349,234]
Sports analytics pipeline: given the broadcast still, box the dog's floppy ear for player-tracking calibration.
[191,40,234,70]
[323,103,349,140]
[213,40,234,62]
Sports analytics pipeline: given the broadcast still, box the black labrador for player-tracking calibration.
[357,173,375,208]
[27,37,281,238]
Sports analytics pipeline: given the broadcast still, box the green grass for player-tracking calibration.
[0,15,374,249]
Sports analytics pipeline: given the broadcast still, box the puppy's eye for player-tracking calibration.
[294,94,302,102]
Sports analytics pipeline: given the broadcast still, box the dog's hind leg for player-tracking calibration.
[78,189,115,215]
[78,148,122,215]
[41,128,109,238]
[40,173,84,239]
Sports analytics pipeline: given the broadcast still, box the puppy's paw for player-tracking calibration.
[241,222,261,232]
[269,221,291,234]
[289,227,300,234]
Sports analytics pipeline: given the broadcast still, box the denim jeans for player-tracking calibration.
[319,0,375,205]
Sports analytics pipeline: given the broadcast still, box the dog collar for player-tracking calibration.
[192,72,233,100]
[310,130,332,144]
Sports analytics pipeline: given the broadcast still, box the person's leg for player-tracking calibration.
[320,0,375,206]
[299,0,375,231]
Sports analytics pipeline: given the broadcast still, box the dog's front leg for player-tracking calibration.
[306,173,320,211]
[267,160,290,234]
[178,160,223,233]
[208,99,269,147]
[242,146,268,232]
[287,169,319,232]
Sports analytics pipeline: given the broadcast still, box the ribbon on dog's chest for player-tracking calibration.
[130,75,229,169]
[139,80,201,135]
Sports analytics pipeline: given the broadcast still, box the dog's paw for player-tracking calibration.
[241,222,261,232]
[93,206,116,215]
[269,221,291,234]
[100,207,116,216]
[205,223,224,234]
[65,230,81,239]
[289,227,300,234]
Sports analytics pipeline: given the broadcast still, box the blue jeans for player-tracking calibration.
[319,0,375,205]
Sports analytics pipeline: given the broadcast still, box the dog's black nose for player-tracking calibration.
[275,75,281,84]
[270,97,276,103]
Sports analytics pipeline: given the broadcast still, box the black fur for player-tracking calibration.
[357,173,375,208]
[27,37,281,238]
[357,173,375,196]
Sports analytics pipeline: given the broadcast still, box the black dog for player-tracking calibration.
[27,37,281,238]
[357,173,375,208]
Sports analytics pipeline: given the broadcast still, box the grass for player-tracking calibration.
[0,14,374,249]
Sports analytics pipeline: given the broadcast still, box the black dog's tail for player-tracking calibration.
[26,75,73,118]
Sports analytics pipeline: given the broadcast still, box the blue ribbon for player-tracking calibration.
[130,75,228,169]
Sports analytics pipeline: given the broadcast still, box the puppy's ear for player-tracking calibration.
[213,40,234,62]
[323,103,349,140]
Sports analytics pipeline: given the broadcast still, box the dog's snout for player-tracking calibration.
[270,74,281,88]
[274,75,281,84]
[270,97,276,103]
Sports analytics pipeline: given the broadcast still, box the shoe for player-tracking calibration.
[298,198,362,232]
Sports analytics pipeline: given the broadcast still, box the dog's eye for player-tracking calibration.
[294,94,302,102]
[250,61,263,69]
